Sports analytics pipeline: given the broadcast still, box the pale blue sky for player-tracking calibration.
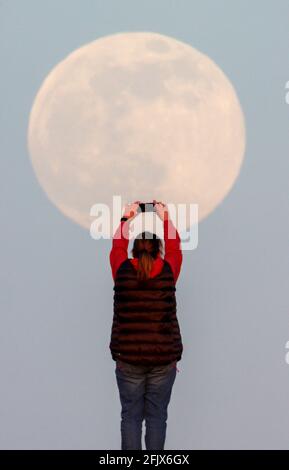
[0,0,288,449]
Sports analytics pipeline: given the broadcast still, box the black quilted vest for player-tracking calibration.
[109,258,183,366]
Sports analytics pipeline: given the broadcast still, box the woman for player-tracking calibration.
[109,200,183,450]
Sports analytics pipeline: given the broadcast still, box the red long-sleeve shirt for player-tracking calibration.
[109,218,182,284]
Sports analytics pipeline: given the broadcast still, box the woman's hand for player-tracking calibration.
[123,201,141,220]
[153,200,169,221]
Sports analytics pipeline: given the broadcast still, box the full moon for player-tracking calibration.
[27,31,246,234]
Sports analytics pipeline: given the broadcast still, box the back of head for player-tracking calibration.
[131,231,163,281]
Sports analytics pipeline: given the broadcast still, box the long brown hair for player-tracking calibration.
[131,231,164,281]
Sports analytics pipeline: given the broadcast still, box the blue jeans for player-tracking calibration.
[115,359,178,450]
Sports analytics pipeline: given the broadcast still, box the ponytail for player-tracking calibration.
[131,232,163,281]
[137,250,154,281]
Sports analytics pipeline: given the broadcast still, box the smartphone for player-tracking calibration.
[138,202,156,213]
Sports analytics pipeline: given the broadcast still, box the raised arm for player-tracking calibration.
[109,201,140,281]
[154,201,183,284]
[109,220,130,281]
